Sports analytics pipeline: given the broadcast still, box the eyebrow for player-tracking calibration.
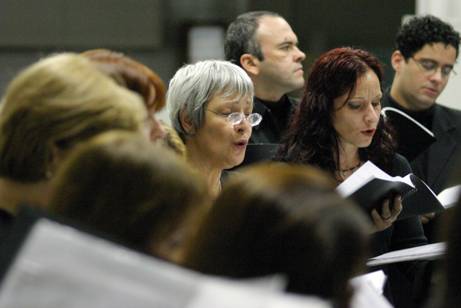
[349,94,383,101]
[221,98,253,107]
[419,57,455,67]
[277,38,298,47]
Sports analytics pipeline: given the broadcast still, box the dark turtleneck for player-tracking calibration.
[386,95,436,180]
[386,96,436,131]
[251,95,295,144]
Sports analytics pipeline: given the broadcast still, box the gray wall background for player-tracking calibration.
[0,0,414,120]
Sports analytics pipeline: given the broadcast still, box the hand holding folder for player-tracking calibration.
[336,161,445,219]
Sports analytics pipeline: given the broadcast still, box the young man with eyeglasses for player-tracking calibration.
[384,14,460,202]
[382,16,460,307]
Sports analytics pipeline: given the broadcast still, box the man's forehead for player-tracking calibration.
[414,43,457,63]
[256,16,296,42]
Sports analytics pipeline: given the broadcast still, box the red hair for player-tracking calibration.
[82,49,166,112]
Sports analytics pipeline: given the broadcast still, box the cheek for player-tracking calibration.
[203,121,234,144]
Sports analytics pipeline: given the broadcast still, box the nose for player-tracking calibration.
[294,46,306,62]
[234,115,252,134]
[364,104,379,124]
[429,68,444,84]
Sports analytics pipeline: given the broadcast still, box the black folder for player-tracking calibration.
[382,107,436,161]
[337,162,445,220]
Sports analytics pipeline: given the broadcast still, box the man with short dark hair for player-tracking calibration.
[382,15,461,308]
[384,15,461,204]
[225,11,306,144]
[385,15,461,195]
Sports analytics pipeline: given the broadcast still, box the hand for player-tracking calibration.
[420,212,436,224]
[371,195,402,232]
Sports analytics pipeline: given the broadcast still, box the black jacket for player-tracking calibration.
[250,95,297,144]
[382,93,461,194]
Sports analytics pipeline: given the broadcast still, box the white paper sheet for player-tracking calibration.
[367,242,446,266]
[336,161,414,197]
[350,271,392,308]
[0,219,331,308]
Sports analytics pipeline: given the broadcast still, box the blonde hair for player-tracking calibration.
[160,122,187,158]
[0,53,146,182]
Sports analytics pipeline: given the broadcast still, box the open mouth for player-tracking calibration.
[235,140,248,146]
[361,129,376,136]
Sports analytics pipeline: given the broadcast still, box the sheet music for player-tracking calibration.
[336,161,414,197]
[0,219,331,308]
[437,185,461,208]
[367,242,446,266]
[349,271,392,308]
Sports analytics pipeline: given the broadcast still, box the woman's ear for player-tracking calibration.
[47,144,69,179]
[240,53,260,76]
[179,110,195,135]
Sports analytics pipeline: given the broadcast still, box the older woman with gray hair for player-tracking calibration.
[167,60,261,197]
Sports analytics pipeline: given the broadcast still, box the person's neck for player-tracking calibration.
[186,144,222,198]
[254,83,285,102]
[390,82,428,112]
[337,143,361,170]
[335,143,361,182]
[0,178,51,214]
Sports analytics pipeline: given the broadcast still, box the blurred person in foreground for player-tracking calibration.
[49,131,209,262]
[0,53,146,237]
[183,163,370,308]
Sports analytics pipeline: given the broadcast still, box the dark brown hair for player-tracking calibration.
[183,163,370,308]
[277,47,395,174]
[50,131,209,261]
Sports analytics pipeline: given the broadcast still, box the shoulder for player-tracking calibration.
[435,104,461,120]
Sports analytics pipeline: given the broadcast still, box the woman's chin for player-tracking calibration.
[223,156,245,170]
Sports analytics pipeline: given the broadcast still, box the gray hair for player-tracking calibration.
[224,11,281,66]
[167,60,254,140]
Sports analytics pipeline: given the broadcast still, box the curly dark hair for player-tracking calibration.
[224,11,280,66]
[396,15,460,59]
[277,47,395,174]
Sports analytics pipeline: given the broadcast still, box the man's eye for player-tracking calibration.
[421,60,437,70]
[442,66,454,75]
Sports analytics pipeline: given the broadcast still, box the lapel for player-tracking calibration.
[425,105,459,191]
[251,97,270,133]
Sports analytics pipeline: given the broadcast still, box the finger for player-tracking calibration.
[371,209,392,232]
[391,196,403,216]
[371,209,383,225]
[381,200,391,219]
[420,215,430,224]
[420,212,435,224]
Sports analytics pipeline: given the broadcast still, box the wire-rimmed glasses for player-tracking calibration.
[207,110,263,127]
[411,57,456,78]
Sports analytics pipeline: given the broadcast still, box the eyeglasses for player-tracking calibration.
[411,57,456,77]
[207,110,263,127]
